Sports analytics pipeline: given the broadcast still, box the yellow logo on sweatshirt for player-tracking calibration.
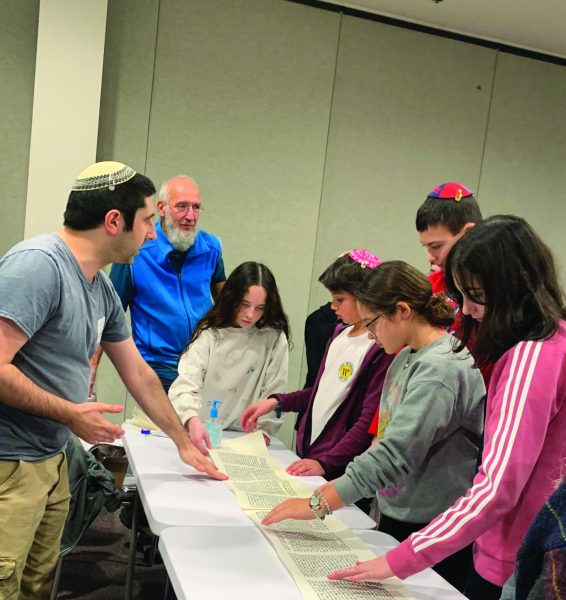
[338,361,354,382]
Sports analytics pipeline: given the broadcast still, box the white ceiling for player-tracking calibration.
[323,0,566,60]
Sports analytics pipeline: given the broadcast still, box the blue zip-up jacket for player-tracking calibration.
[109,223,223,383]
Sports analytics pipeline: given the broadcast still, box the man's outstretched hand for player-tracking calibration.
[66,402,125,444]
[178,441,228,480]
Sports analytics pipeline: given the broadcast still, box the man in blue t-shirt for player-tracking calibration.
[96,175,225,394]
[0,162,225,599]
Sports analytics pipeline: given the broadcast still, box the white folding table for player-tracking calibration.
[122,428,376,598]
[123,428,376,533]
[158,526,467,600]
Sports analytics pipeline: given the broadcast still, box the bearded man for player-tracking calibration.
[106,175,225,394]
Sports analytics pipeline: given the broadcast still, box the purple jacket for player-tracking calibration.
[272,325,392,480]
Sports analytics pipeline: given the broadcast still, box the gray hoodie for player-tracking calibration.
[334,335,485,523]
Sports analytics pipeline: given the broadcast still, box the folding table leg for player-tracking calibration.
[124,492,140,600]
[163,575,171,599]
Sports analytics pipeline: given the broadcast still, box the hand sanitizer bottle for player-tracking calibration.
[205,399,222,448]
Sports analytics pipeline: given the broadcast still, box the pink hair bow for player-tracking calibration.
[349,249,381,269]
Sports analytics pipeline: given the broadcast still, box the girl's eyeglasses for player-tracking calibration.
[363,313,383,333]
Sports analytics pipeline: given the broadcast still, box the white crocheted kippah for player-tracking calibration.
[72,161,136,192]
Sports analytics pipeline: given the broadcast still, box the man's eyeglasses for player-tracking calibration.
[363,314,383,333]
[170,203,203,215]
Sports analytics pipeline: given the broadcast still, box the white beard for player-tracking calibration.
[164,212,197,252]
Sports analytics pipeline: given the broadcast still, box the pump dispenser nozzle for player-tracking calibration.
[209,399,222,419]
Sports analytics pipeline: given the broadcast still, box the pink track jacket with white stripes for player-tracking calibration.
[386,321,566,586]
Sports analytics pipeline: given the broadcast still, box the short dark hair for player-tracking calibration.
[188,261,291,348]
[416,194,483,235]
[319,253,375,295]
[446,215,566,366]
[63,173,156,231]
[355,260,454,328]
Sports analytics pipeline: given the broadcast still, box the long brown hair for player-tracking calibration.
[188,261,290,349]
[355,260,454,328]
[446,215,566,367]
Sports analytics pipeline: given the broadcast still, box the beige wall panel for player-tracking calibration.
[308,15,496,315]
[477,53,566,280]
[97,0,159,170]
[0,0,39,255]
[25,0,108,239]
[145,0,340,398]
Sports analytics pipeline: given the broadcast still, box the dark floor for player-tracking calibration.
[56,509,173,599]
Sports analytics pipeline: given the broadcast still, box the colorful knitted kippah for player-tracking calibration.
[72,161,136,192]
[348,249,381,269]
[427,182,473,202]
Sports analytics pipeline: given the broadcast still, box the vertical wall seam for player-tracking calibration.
[143,0,161,174]
[477,49,499,198]
[299,11,343,382]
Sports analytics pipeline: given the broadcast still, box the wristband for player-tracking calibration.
[320,492,333,516]
[309,492,332,520]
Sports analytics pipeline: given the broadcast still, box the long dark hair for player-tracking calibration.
[445,215,566,367]
[355,260,454,328]
[188,261,291,348]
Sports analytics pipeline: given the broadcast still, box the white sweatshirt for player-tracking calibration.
[169,325,288,435]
